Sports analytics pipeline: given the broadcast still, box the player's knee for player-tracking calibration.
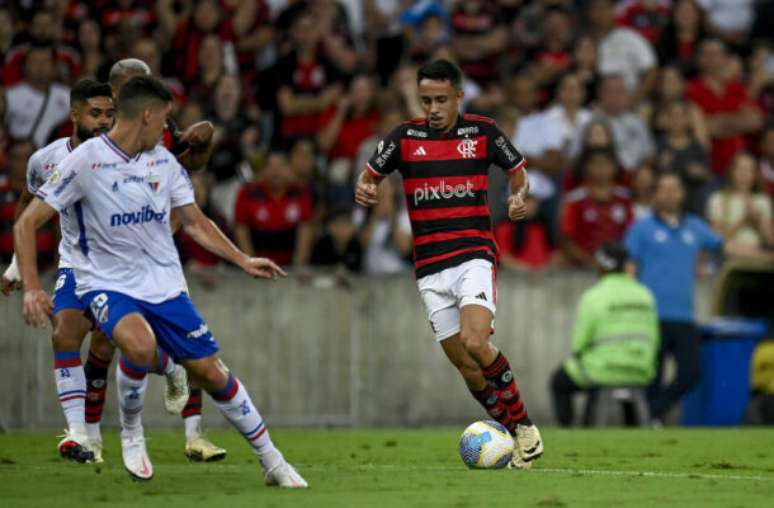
[51,323,82,352]
[120,335,156,368]
[186,359,227,392]
[459,328,490,357]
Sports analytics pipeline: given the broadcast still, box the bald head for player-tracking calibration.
[109,58,151,93]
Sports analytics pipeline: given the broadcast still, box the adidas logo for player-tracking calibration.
[476,292,487,301]
[413,146,427,156]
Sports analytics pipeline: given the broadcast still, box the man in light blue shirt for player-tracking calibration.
[625,172,723,423]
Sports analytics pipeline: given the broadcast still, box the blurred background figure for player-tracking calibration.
[551,242,659,427]
[707,152,774,252]
[4,43,71,147]
[234,151,314,268]
[310,204,363,273]
[625,173,725,424]
[560,148,633,269]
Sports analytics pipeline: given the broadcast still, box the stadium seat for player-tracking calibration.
[586,387,651,427]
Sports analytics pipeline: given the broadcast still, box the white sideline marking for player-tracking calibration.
[533,467,769,482]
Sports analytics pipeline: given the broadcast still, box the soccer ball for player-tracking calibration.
[458,420,514,469]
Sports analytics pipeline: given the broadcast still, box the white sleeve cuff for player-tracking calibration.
[3,254,20,282]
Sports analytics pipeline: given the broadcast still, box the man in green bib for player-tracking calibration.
[551,242,660,426]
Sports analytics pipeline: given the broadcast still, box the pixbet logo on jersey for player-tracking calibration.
[110,206,167,227]
[413,180,475,206]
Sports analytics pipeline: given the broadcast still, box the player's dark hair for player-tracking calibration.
[417,59,462,88]
[116,76,173,117]
[70,79,112,105]
[594,242,629,273]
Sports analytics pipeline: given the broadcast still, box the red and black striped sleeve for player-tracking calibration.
[486,122,526,175]
[365,126,403,178]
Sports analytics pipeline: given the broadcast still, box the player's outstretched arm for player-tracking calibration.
[13,198,58,327]
[354,168,383,208]
[507,168,530,222]
[173,203,287,280]
[2,187,38,295]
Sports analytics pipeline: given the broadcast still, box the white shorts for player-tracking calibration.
[417,258,496,342]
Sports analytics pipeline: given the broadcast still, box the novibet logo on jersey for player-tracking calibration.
[110,206,167,227]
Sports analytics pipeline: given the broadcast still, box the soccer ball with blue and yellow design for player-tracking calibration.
[459,420,514,469]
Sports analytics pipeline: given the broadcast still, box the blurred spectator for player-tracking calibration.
[4,43,71,147]
[130,37,186,103]
[631,163,656,218]
[308,0,359,75]
[363,0,405,85]
[542,73,592,157]
[400,0,449,63]
[551,242,659,427]
[224,0,273,86]
[655,100,713,215]
[289,137,322,202]
[759,125,774,196]
[189,34,229,102]
[157,0,245,87]
[310,204,363,272]
[317,73,380,202]
[593,74,655,172]
[615,0,671,45]
[588,0,657,103]
[560,148,633,269]
[100,0,157,37]
[0,140,56,265]
[511,72,565,213]
[625,172,724,424]
[686,39,763,176]
[76,18,107,80]
[656,0,706,74]
[529,6,575,99]
[3,10,81,86]
[748,43,774,113]
[275,10,343,144]
[234,151,314,266]
[449,0,507,86]
[494,105,555,270]
[385,63,424,118]
[568,117,618,187]
[0,9,11,71]
[207,74,259,223]
[357,174,411,275]
[707,152,774,249]
[648,66,709,146]
[353,106,404,193]
[697,0,754,46]
[570,34,599,105]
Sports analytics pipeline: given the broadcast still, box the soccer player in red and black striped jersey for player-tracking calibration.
[355,59,544,468]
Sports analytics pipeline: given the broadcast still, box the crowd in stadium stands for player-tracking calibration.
[2,0,774,282]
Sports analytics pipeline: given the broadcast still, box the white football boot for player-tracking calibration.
[121,428,153,481]
[515,424,544,464]
[164,364,189,415]
[265,460,308,488]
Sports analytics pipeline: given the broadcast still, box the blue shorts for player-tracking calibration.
[53,268,86,314]
[81,290,220,362]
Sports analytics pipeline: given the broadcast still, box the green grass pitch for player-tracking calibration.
[1,428,773,507]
